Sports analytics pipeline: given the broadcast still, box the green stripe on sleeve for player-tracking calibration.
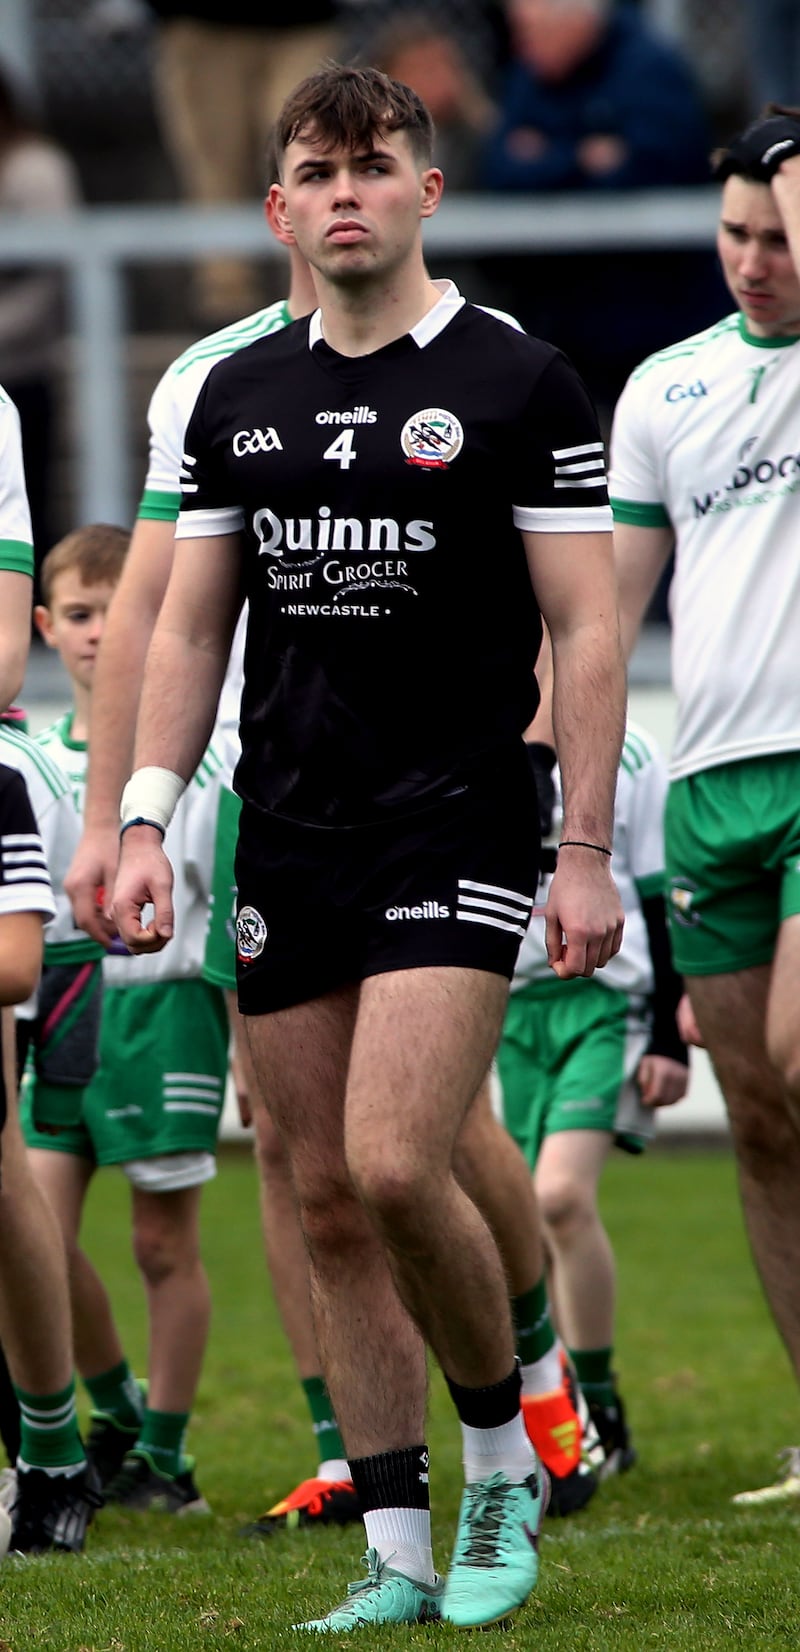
[0,540,34,576]
[610,498,671,528]
[137,489,181,523]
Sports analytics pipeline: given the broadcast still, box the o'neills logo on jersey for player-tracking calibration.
[385,901,450,920]
[254,506,436,557]
[401,408,464,469]
[315,407,377,425]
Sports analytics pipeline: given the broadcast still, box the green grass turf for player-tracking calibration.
[1,1143,798,1650]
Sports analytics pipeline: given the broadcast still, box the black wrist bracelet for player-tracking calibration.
[119,816,166,839]
[558,840,612,857]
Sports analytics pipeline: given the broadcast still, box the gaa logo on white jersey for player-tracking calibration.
[401,408,464,469]
[232,428,283,456]
[236,904,268,961]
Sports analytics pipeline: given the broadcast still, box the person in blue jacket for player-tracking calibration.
[484,0,710,193]
[479,0,725,427]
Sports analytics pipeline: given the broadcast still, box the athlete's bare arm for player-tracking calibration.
[111,533,243,952]
[0,571,33,714]
[64,518,176,942]
[613,520,674,657]
[523,527,626,979]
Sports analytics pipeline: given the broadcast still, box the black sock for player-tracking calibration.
[348,1445,430,1513]
[445,1364,522,1430]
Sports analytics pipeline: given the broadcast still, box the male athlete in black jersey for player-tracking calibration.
[113,64,626,1631]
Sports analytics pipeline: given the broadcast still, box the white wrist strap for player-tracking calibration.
[120,767,187,835]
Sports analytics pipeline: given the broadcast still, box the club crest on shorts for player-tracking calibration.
[668,878,700,928]
[236,904,268,962]
[401,408,464,469]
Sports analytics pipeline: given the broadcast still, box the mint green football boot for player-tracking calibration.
[294,1546,444,1632]
[442,1467,549,1629]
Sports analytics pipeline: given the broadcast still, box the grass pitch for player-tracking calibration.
[1,1143,797,1651]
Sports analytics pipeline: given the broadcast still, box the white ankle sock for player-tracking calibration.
[362,1505,435,1584]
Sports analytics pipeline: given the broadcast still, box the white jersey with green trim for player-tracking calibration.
[610,312,800,779]
[0,723,98,1022]
[511,722,668,996]
[139,300,292,776]
[0,386,34,577]
[37,712,224,987]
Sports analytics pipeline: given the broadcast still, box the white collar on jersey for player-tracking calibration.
[307,279,466,352]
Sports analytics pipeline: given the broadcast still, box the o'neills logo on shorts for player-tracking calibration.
[385,901,450,921]
[236,905,268,961]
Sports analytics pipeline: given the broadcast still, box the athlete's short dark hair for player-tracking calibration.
[40,523,129,607]
[711,103,800,183]
[274,63,435,174]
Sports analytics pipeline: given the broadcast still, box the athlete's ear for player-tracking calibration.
[266,184,296,247]
[33,604,56,650]
[419,167,444,219]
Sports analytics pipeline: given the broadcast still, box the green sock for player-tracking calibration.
[570,1347,616,1408]
[135,1408,190,1478]
[85,1360,143,1428]
[302,1376,346,1468]
[512,1279,556,1366]
[15,1378,85,1472]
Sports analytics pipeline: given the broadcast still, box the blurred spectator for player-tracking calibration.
[144,2,341,323]
[478,0,726,432]
[0,61,80,593]
[741,0,800,112]
[484,0,710,191]
[360,12,495,188]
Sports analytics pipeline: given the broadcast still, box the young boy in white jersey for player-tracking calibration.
[0,388,103,1555]
[23,523,228,1513]
[498,722,688,1475]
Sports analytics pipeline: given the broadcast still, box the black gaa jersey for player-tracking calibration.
[177,283,611,826]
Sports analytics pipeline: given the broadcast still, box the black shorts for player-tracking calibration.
[234,747,541,1015]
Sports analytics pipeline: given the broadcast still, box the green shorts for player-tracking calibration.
[203,783,240,992]
[664,753,800,976]
[497,976,652,1166]
[21,977,229,1168]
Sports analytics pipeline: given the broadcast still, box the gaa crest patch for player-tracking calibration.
[236,904,268,962]
[401,408,464,469]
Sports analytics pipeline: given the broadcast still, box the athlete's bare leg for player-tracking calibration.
[244,982,426,1458]
[131,1184,210,1413]
[688,961,800,1378]
[454,1075,545,1294]
[251,1104,320,1377]
[27,1149,126,1379]
[0,1082,73,1395]
[247,969,521,1455]
[345,967,516,1390]
[228,994,320,1376]
[765,911,800,1125]
[534,1129,615,1350]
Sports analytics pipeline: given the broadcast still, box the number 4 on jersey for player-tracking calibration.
[323,429,357,470]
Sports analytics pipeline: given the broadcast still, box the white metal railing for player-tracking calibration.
[0,189,720,522]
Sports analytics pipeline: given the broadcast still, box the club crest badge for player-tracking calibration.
[401,408,464,469]
[236,904,268,962]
